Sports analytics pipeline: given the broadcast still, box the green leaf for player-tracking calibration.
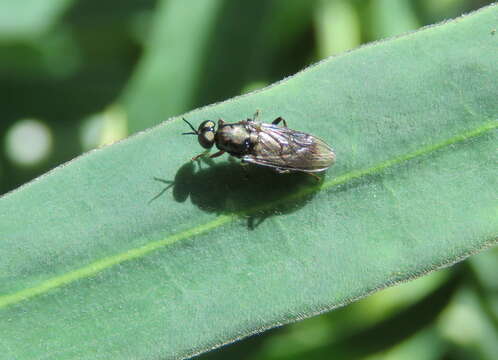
[314,0,361,57]
[122,0,224,133]
[0,0,74,42]
[369,0,420,39]
[1,4,497,359]
[123,0,315,133]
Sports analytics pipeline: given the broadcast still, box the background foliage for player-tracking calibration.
[1,1,497,359]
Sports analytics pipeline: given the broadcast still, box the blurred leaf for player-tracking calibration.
[314,0,362,57]
[468,249,498,335]
[242,0,316,81]
[189,0,316,112]
[369,0,420,39]
[420,0,468,23]
[88,106,129,147]
[257,270,462,360]
[437,285,498,360]
[364,327,447,360]
[122,0,315,133]
[470,248,498,292]
[121,0,224,133]
[0,0,74,42]
[248,271,450,360]
[1,4,497,360]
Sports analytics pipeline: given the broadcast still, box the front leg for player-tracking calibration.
[209,150,225,158]
[191,151,208,161]
[191,150,225,161]
[272,117,288,127]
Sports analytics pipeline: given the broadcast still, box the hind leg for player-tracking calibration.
[251,110,261,122]
[272,117,288,127]
[305,172,322,181]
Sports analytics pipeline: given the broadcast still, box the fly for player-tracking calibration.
[182,112,335,178]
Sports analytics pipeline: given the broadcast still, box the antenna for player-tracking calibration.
[182,118,198,135]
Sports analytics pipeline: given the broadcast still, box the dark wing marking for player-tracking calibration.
[243,123,335,172]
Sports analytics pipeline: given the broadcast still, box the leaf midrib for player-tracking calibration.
[1,120,496,310]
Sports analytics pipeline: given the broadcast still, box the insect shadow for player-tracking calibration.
[151,159,320,229]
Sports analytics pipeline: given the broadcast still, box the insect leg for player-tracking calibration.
[252,110,261,121]
[191,150,209,161]
[272,117,287,128]
[306,172,322,181]
[191,153,205,161]
[209,150,225,159]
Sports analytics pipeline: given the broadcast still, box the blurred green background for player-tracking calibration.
[1,0,496,359]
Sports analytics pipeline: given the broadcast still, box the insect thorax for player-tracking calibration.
[215,123,254,155]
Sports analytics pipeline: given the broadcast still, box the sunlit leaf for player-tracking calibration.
[0,5,497,359]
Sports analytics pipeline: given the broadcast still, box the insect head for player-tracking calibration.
[182,119,216,149]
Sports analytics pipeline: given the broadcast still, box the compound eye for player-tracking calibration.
[198,130,215,149]
[198,120,216,133]
[196,120,216,149]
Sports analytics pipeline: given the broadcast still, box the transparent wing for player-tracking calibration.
[243,123,335,172]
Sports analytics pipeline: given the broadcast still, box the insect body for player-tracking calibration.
[182,113,335,175]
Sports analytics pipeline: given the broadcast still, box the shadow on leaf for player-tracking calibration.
[151,159,322,229]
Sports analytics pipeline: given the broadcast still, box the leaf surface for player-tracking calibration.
[0,5,497,359]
